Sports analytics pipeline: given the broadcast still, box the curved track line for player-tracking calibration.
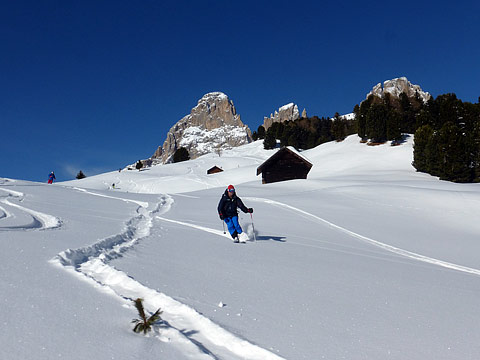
[0,187,24,198]
[156,216,233,239]
[71,187,149,208]
[0,199,61,229]
[0,205,8,219]
[52,195,282,359]
[246,197,480,277]
[0,188,61,230]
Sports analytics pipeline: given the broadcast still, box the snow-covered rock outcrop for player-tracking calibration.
[263,103,302,131]
[152,92,252,163]
[367,77,431,103]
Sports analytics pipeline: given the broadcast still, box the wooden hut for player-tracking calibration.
[256,147,312,184]
[207,166,223,175]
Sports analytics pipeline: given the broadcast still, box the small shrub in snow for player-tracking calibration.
[76,170,86,179]
[132,298,162,334]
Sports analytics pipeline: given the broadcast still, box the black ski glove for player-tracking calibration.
[219,213,224,220]
[248,208,253,213]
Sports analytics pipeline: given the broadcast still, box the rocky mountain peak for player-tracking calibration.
[151,92,252,163]
[263,103,300,131]
[367,77,431,103]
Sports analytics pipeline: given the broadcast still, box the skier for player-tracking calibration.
[47,171,56,184]
[217,185,253,243]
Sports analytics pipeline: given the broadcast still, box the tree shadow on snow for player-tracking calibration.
[391,134,411,146]
[156,320,221,360]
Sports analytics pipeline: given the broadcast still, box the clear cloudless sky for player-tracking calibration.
[1,0,479,182]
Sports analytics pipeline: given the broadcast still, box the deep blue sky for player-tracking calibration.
[1,0,479,182]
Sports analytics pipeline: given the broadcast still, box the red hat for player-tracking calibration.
[227,185,235,192]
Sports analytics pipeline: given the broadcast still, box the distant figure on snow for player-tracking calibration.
[217,185,253,243]
[48,171,55,184]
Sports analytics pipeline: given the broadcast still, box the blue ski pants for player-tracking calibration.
[224,216,243,235]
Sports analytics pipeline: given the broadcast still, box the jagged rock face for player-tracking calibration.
[152,92,252,163]
[263,103,300,131]
[367,77,431,103]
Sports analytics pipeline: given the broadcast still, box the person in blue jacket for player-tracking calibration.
[48,171,56,184]
[217,185,253,242]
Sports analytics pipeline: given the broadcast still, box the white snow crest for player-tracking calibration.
[51,195,171,268]
[279,103,295,111]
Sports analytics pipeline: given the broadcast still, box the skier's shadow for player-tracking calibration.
[255,235,286,242]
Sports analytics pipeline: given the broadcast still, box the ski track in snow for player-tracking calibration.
[246,197,480,277]
[51,192,283,360]
[0,187,61,230]
[70,187,149,208]
[156,216,234,240]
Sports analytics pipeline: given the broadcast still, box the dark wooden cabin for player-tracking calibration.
[256,147,313,184]
[207,166,223,175]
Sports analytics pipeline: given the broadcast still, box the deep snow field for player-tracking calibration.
[2,135,480,359]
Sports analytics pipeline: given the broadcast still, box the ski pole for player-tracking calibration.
[222,220,226,234]
[250,213,256,242]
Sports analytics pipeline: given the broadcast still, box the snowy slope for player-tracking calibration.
[2,135,480,359]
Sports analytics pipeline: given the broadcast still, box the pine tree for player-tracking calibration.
[306,132,317,148]
[257,125,266,139]
[416,106,435,129]
[436,93,461,128]
[399,92,415,133]
[331,113,347,141]
[438,122,472,182]
[280,123,292,147]
[386,109,402,141]
[366,103,388,143]
[132,298,162,334]
[357,96,373,140]
[263,131,276,150]
[473,120,480,182]
[173,147,190,163]
[471,102,480,182]
[413,125,434,172]
[425,131,442,177]
[412,94,479,182]
[76,170,86,179]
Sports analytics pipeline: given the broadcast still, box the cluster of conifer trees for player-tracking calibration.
[254,91,480,183]
[412,94,480,182]
[253,114,356,150]
[353,92,424,143]
[355,92,480,182]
